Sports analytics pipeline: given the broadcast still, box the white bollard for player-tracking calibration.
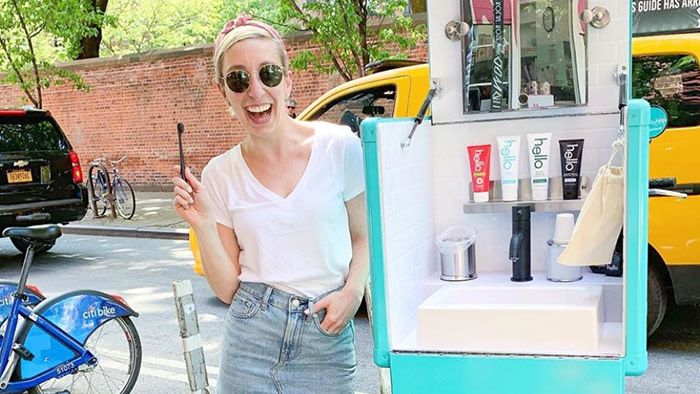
[173,280,213,394]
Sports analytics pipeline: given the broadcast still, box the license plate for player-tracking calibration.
[7,169,32,184]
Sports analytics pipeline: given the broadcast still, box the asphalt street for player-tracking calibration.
[0,234,379,393]
[1,234,699,393]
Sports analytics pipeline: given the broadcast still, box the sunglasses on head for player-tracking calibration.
[223,64,285,93]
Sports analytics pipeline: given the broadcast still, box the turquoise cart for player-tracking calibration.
[360,3,652,392]
[361,99,650,394]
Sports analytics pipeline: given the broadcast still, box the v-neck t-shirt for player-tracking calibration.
[201,122,365,298]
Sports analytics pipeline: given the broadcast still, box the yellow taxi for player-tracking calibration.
[191,43,700,336]
[632,33,700,335]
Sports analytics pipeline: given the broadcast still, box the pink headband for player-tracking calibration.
[214,15,288,63]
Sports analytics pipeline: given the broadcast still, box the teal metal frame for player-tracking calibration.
[361,117,402,368]
[624,99,651,375]
[360,100,651,392]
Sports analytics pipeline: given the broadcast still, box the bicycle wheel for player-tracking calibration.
[95,178,109,217]
[114,178,136,220]
[87,172,108,217]
[29,316,142,394]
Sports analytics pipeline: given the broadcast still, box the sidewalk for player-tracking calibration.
[62,192,189,240]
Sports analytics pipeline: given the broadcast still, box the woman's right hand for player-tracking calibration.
[172,166,215,230]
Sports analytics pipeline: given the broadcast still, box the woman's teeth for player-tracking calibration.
[245,103,272,124]
[246,104,272,113]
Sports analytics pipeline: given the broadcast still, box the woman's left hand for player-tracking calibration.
[309,286,364,335]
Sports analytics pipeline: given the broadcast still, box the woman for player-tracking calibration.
[172,15,368,394]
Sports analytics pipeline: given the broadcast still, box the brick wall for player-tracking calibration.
[0,33,428,189]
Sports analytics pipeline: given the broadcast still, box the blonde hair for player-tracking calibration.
[213,25,288,84]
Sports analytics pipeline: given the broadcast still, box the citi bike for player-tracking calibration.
[0,225,142,393]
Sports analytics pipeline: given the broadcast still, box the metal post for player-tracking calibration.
[16,244,34,295]
[172,280,213,394]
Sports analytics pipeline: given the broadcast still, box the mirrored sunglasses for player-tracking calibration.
[224,64,285,93]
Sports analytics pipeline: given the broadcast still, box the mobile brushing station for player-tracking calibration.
[362,1,651,392]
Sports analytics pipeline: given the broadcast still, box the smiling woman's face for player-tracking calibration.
[220,38,292,136]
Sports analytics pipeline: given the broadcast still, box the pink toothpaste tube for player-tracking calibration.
[467,144,492,203]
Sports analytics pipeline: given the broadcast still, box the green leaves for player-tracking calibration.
[100,0,224,56]
[237,0,425,81]
[0,0,426,108]
[0,0,102,108]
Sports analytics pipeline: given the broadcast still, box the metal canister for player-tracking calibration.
[439,242,477,281]
[546,240,582,282]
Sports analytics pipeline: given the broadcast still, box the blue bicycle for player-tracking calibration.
[0,225,142,393]
[0,282,44,327]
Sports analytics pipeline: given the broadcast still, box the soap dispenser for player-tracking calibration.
[510,205,533,282]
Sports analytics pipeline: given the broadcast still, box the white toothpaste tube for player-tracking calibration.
[496,136,520,201]
[527,132,552,201]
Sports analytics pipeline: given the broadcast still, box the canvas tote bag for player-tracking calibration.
[558,142,624,266]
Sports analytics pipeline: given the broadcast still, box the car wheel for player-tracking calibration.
[647,261,668,337]
[10,238,55,254]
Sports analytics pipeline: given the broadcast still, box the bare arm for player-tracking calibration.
[173,166,240,304]
[195,222,241,304]
[343,192,370,298]
[312,192,369,334]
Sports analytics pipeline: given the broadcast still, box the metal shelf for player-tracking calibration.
[463,176,590,214]
[463,199,584,214]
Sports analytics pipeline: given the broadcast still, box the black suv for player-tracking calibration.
[0,108,88,253]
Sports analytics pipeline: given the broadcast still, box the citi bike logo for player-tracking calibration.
[0,296,12,307]
[83,305,117,320]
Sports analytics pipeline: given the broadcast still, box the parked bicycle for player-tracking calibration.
[0,224,142,393]
[87,156,136,220]
[0,282,44,327]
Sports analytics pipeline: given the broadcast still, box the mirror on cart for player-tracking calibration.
[460,0,588,114]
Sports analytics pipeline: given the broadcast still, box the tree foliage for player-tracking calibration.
[74,0,110,59]
[96,0,281,57]
[100,0,225,57]
[0,0,103,108]
[0,0,425,108]
[219,0,282,30]
[238,0,425,81]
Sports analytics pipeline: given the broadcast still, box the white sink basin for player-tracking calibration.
[417,285,604,354]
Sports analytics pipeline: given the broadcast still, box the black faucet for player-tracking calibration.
[510,205,533,282]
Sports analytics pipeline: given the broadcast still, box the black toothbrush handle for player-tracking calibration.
[177,123,186,181]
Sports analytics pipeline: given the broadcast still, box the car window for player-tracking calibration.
[632,54,700,128]
[0,117,68,153]
[308,85,396,135]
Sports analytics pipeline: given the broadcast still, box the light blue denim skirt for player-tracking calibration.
[217,282,357,394]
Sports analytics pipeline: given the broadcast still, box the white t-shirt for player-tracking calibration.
[201,122,365,297]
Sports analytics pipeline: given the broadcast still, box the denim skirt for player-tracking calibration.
[216,282,357,394]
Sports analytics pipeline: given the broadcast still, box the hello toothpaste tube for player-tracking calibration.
[467,144,492,203]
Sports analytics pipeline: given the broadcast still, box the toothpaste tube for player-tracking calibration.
[559,139,584,200]
[527,133,552,201]
[497,136,521,201]
[467,144,492,203]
